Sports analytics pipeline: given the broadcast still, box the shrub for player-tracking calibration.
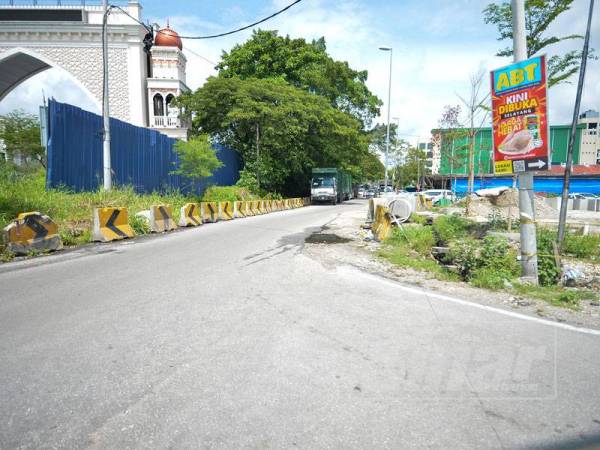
[387,225,435,257]
[201,185,253,202]
[536,228,560,286]
[447,235,519,282]
[563,233,600,260]
[471,266,514,290]
[235,169,260,194]
[432,214,472,245]
[447,238,480,278]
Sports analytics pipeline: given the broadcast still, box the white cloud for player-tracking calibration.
[1,0,598,146]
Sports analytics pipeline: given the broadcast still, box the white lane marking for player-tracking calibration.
[339,265,600,336]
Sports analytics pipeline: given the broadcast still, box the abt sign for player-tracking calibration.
[490,55,550,175]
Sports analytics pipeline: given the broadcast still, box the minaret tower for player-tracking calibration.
[146,22,189,140]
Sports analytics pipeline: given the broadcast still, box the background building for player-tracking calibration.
[578,109,600,165]
[431,125,585,176]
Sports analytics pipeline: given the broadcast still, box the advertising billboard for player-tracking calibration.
[490,55,549,174]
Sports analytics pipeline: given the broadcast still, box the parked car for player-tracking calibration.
[568,193,597,199]
[357,187,366,199]
[365,189,375,199]
[421,189,456,205]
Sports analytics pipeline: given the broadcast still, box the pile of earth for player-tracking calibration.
[464,188,558,220]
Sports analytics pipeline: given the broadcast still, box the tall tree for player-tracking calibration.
[217,30,381,127]
[0,110,45,168]
[456,70,491,215]
[178,76,368,196]
[483,0,596,86]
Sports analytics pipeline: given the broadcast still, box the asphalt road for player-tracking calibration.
[1,201,600,449]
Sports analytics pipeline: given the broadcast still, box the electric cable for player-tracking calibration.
[110,0,303,39]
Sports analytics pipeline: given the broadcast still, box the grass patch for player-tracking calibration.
[379,226,459,281]
[511,283,597,309]
[0,166,190,254]
[201,185,256,202]
[432,214,473,245]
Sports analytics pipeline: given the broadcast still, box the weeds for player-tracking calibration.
[511,283,596,309]
[379,226,458,281]
[432,214,472,245]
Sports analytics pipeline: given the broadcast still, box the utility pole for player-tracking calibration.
[557,0,595,250]
[256,123,260,189]
[379,47,393,191]
[102,0,112,191]
[512,0,538,283]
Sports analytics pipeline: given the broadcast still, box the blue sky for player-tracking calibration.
[1,0,598,143]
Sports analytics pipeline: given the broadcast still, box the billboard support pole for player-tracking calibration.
[512,0,538,283]
[557,0,594,251]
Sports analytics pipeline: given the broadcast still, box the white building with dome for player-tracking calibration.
[0,1,190,140]
[146,23,190,140]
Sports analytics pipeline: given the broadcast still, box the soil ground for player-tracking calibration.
[303,200,600,331]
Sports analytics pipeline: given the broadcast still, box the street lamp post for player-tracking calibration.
[379,46,392,192]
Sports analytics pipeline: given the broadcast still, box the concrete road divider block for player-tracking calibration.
[264,200,272,213]
[234,201,247,218]
[244,201,255,217]
[253,200,263,215]
[149,205,177,232]
[269,200,278,212]
[2,212,63,255]
[200,202,218,223]
[179,203,201,227]
[219,201,234,221]
[283,199,290,210]
[93,207,135,242]
[303,197,311,206]
[372,205,392,241]
[415,194,432,211]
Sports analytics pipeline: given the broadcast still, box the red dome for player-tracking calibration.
[155,26,182,50]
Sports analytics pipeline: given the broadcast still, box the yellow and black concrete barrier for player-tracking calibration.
[243,201,255,217]
[179,203,202,227]
[253,200,263,215]
[219,201,234,221]
[372,205,392,241]
[2,212,63,255]
[234,201,246,218]
[149,205,177,232]
[201,202,219,223]
[92,207,135,242]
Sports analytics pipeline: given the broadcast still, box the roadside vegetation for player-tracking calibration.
[379,214,599,309]
[0,163,278,259]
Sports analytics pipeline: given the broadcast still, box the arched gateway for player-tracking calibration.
[0,1,189,139]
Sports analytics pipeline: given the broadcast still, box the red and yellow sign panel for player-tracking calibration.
[491,55,549,174]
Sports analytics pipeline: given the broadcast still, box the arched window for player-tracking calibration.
[165,94,177,117]
[153,93,164,117]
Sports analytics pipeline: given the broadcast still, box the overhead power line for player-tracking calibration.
[111,0,303,40]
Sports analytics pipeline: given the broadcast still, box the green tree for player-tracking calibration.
[357,150,385,182]
[0,110,45,168]
[392,147,429,189]
[483,0,596,87]
[217,30,381,127]
[171,134,223,190]
[369,123,410,174]
[178,76,368,196]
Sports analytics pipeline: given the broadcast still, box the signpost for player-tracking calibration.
[490,55,549,176]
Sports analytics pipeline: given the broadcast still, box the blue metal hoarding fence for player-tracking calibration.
[46,99,240,194]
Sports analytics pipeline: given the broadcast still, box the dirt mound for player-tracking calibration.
[467,189,557,220]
